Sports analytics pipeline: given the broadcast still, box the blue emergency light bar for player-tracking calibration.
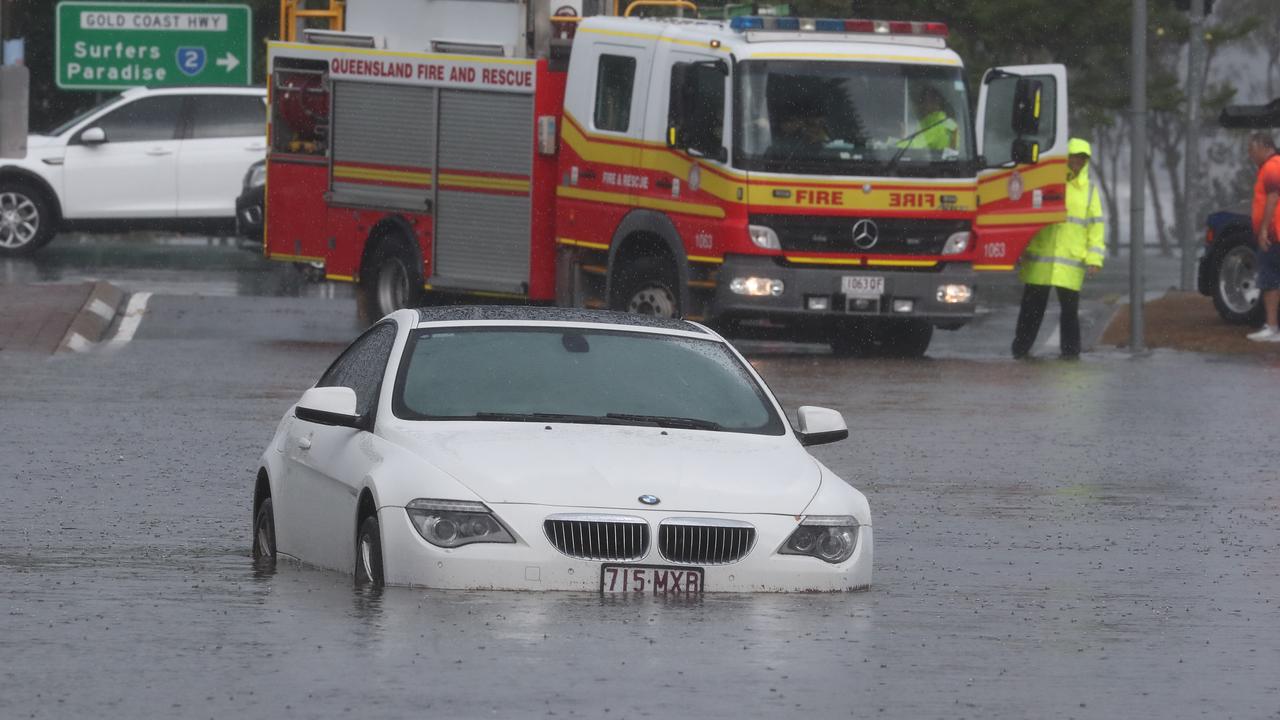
[728,16,949,38]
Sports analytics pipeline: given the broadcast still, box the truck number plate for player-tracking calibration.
[600,565,703,594]
[841,275,885,298]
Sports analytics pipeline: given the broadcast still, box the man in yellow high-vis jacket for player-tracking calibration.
[1011,138,1106,359]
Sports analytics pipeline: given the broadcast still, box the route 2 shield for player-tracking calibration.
[176,47,208,77]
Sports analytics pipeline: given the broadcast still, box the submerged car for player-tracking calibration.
[252,307,872,592]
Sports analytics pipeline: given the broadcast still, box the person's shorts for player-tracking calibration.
[1258,243,1280,291]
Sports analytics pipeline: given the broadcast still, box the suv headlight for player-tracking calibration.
[779,515,859,564]
[244,162,266,189]
[406,499,515,548]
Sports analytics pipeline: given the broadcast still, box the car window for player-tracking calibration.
[317,323,398,417]
[188,94,266,139]
[394,327,785,435]
[87,96,183,143]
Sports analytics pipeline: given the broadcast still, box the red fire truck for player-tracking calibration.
[265,0,1068,356]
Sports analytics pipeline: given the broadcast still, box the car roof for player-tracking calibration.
[120,86,265,98]
[413,306,713,334]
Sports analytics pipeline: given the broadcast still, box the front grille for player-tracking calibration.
[658,519,756,565]
[543,515,649,561]
[751,214,968,256]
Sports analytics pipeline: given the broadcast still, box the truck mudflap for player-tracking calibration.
[708,254,976,329]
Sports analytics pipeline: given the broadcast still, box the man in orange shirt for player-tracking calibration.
[1247,132,1280,342]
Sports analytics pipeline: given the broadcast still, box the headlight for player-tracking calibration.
[779,516,859,564]
[729,276,785,297]
[941,231,970,255]
[405,499,515,548]
[748,224,780,250]
[244,162,266,189]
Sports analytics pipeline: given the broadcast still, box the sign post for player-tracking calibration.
[56,2,252,90]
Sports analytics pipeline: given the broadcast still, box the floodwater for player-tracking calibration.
[1,237,1275,718]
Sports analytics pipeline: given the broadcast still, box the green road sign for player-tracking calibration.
[56,2,252,90]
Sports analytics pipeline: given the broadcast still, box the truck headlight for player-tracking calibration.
[406,499,514,548]
[936,284,973,304]
[779,516,859,564]
[748,224,781,250]
[941,231,970,255]
[730,277,785,297]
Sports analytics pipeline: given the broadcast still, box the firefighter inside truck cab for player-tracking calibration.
[898,84,959,153]
[765,96,831,163]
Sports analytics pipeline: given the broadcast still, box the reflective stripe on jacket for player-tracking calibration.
[1018,165,1105,291]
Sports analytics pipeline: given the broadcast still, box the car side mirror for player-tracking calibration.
[80,127,107,145]
[795,406,848,447]
[295,386,364,429]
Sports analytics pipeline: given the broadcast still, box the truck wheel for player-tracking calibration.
[830,321,874,357]
[358,239,422,324]
[880,319,933,358]
[0,181,55,257]
[1211,241,1265,325]
[613,255,680,318]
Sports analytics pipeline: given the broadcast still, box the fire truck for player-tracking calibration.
[264,0,1069,356]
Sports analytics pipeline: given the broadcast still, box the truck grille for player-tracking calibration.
[750,214,968,256]
[657,519,756,565]
[543,515,649,561]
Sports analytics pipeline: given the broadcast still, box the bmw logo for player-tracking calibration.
[638,495,660,506]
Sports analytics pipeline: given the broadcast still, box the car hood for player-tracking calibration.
[389,423,821,515]
[26,135,61,149]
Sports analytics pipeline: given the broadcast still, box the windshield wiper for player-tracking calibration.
[473,412,623,424]
[605,413,723,431]
[882,117,950,176]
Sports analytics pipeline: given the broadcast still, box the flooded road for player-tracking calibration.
[2,237,1275,719]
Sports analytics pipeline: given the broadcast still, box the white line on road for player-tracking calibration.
[104,292,153,351]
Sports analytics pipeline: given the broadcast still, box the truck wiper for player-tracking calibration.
[882,117,950,176]
[605,413,722,430]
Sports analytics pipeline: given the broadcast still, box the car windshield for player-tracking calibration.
[735,60,975,177]
[393,327,785,435]
[46,93,123,136]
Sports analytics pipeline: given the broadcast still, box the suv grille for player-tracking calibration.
[658,519,756,565]
[543,515,649,561]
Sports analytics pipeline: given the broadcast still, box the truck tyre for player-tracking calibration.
[0,181,55,257]
[358,238,422,325]
[613,255,680,318]
[880,319,933,358]
[1211,239,1265,325]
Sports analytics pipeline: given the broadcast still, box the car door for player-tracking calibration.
[278,323,398,573]
[61,95,183,219]
[177,93,267,218]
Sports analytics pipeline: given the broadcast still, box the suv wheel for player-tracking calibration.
[1212,240,1265,325]
[0,182,55,256]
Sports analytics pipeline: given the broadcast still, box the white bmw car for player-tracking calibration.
[252,307,872,592]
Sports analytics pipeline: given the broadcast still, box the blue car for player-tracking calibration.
[1197,100,1280,324]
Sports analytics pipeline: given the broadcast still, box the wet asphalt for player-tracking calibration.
[1,235,1277,719]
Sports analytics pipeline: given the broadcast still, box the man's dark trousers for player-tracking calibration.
[1011,284,1081,358]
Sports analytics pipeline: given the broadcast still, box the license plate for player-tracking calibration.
[842,275,885,298]
[600,564,704,594]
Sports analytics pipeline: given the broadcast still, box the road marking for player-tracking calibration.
[87,297,116,320]
[64,332,91,353]
[104,292,152,351]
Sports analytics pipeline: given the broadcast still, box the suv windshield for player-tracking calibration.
[735,60,975,177]
[393,327,785,435]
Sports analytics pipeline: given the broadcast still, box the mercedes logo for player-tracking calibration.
[851,219,879,250]
[638,495,660,506]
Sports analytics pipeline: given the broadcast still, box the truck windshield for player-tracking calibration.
[735,60,975,177]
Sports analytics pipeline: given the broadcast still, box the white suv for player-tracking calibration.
[0,85,267,256]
